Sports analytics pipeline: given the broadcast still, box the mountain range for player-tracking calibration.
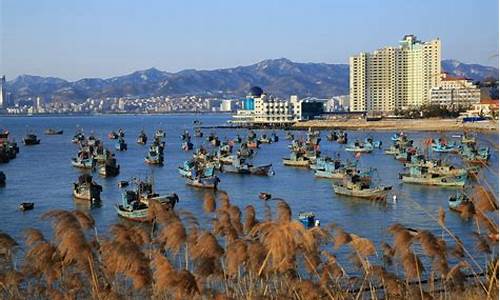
[5,58,498,103]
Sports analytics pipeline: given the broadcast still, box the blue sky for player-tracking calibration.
[1,0,498,80]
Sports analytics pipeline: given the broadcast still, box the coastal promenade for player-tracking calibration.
[294,118,499,132]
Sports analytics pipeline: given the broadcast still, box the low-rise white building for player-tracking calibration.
[429,74,480,107]
[232,87,304,124]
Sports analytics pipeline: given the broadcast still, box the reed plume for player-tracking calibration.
[151,250,176,293]
[24,228,45,246]
[350,234,376,257]
[0,231,18,257]
[446,261,467,288]
[218,190,231,210]
[388,224,414,255]
[333,227,352,249]
[401,250,424,280]
[473,232,492,254]
[438,207,446,227]
[243,205,258,234]
[157,219,187,255]
[246,240,267,274]
[190,231,224,261]
[203,192,216,213]
[225,239,248,277]
[227,205,243,235]
[472,185,498,212]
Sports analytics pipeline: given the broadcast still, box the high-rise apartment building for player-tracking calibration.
[350,35,441,112]
[0,76,6,109]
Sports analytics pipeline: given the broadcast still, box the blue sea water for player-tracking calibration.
[0,114,498,272]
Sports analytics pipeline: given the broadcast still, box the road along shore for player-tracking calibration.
[293,118,498,132]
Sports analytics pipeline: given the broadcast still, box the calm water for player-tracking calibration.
[0,114,498,270]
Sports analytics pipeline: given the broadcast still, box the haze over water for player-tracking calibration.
[0,114,498,270]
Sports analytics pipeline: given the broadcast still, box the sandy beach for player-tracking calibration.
[293,118,499,132]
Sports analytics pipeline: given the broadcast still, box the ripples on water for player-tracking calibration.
[0,114,498,269]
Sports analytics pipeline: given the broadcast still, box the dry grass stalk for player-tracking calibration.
[246,241,267,274]
[333,227,351,250]
[446,261,467,288]
[190,231,224,261]
[472,185,498,212]
[388,224,414,256]
[157,220,187,254]
[350,234,376,257]
[225,239,248,277]
[401,250,425,279]
[438,207,446,227]
[203,192,216,213]
[243,205,258,234]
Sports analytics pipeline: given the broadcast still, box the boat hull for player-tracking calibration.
[333,184,390,199]
[282,158,310,167]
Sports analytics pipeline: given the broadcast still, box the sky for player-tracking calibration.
[1,0,499,81]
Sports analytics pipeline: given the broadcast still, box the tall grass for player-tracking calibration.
[0,185,498,299]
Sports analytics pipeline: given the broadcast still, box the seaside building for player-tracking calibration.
[350,35,441,112]
[429,73,481,108]
[232,86,317,124]
[220,99,235,112]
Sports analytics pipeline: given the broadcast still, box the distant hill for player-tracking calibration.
[5,58,498,103]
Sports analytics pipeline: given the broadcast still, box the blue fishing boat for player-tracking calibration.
[460,144,490,164]
[399,166,466,187]
[182,140,194,151]
[365,137,382,149]
[448,191,471,212]
[71,152,95,169]
[137,131,148,145]
[298,212,319,228]
[145,144,164,165]
[431,138,459,153]
[222,158,273,176]
[345,141,374,153]
[115,138,127,151]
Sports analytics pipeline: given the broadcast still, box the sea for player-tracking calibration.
[0,114,498,272]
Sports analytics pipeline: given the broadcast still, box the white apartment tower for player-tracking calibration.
[0,76,6,108]
[350,35,441,112]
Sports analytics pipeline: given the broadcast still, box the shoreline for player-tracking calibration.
[293,118,499,132]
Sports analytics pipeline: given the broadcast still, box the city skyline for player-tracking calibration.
[1,0,499,80]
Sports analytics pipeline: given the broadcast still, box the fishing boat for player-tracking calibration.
[337,132,348,144]
[145,147,164,165]
[222,158,273,176]
[391,132,407,142]
[23,133,40,145]
[285,131,294,141]
[326,131,338,141]
[98,158,120,177]
[448,191,471,212]
[282,152,311,167]
[73,174,102,202]
[178,160,215,178]
[460,144,490,164]
[0,129,9,139]
[115,138,127,151]
[145,141,164,165]
[0,171,5,186]
[155,129,166,139]
[403,156,471,177]
[115,192,150,222]
[431,138,459,153]
[19,202,34,211]
[384,145,401,155]
[194,127,203,138]
[108,131,119,140]
[186,175,220,189]
[365,137,382,149]
[182,140,194,151]
[333,174,391,200]
[258,134,272,144]
[399,166,466,187]
[181,130,191,141]
[259,192,272,200]
[72,132,85,143]
[45,128,63,135]
[461,133,476,145]
[71,152,95,169]
[271,132,279,143]
[137,131,148,145]
[345,141,373,153]
[93,147,113,165]
[246,140,259,149]
[298,212,319,228]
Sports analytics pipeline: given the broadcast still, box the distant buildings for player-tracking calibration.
[350,35,441,112]
[429,73,480,107]
[232,86,323,124]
